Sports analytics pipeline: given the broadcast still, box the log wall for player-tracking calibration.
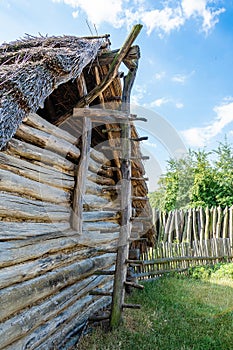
[0,113,119,349]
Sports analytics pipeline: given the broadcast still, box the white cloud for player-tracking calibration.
[131,84,147,105]
[181,99,233,147]
[155,71,166,80]
[150,97,170,107]
[181,0,225,34]
[52,0,124,27]
[176,102,184,109]
[52,0,225,36]
[172,70,195,84]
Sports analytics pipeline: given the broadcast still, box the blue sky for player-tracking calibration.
[1,0,233,189]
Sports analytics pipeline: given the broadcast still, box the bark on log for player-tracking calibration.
[0,275,113,348]
[0,222,70,240]
[0,193,70,222]
[0,234,116,268]
[0,247,101,289]
[0,152,74,190]
[0,253,116,322]
[90,148,111,166]
[0,169,70,204]
[24,113,77,144]
[87,171,115,186]
[83,194,116,210]
[83,221,120,232]
[16,124,80,162]
[83,211,120,222]
[7,138,75,174]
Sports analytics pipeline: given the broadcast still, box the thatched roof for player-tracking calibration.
[0,34,108,149]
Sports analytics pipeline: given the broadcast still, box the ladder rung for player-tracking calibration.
[94,270,115,275]
[101,185,121,192]
[131,177,149,181]
[131,136,148,142]
[122,303,141,309]
[126,259,144,265]
[130,156,150,160]
[131,196,149,201]
[124,281,144,290]
[90,290,113,296]
[129,117,147,122]
[89,313,110,322]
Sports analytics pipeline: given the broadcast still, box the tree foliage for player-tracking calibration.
[149,139,233,210]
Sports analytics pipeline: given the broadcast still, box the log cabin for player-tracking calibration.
[0,25,155,349]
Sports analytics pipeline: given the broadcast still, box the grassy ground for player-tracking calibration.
[77,263,233,350]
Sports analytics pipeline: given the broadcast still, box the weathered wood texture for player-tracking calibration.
[0,111,120,349]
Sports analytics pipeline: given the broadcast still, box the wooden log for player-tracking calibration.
[82,221,120,232]
[204,207,210,240]
[89,290,113,296]
[87,171,115,186]
[124,281,144,290]
[77,231,119,247]
[0,253,116,322]
[0,169,70,204]
[83,211,120,222]
[6,294,112,350]
[0,222,70,240]
[72,116,92,233]
[0,275,113,348]
[0,246,102,289]
[85,179,111,196]
[7,138,75,174]
[199,207,205,241]
[83,194,114,210]
[90,148,111,166]
[16,124,80,162]
[122,303,141,309]
[24,113,77,144]
[0,152,74,190]
[0,193,70,222]
[89,157,113,177]
[0,235,116,268]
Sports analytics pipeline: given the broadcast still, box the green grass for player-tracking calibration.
[77,263,233,350]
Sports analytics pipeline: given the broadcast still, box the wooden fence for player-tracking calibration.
[133,238,233,280]
[152,206,233,245]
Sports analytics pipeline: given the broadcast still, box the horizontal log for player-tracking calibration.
[87,171,115,186]
[90,148,111,166]
[34,296,112,350]
[83,194,114,210]
[0,233,117,268]
[7,138,75,174]
[0,222,70,240]
[0,275,113,348]
[0,152,74,190]
[77,231,119,247]
[83,211,120,222]
[89,290,113,296]
[24,113,77,144]
[6,292,113,350]
[0,169,70,204]
[83,221,120,232]
[88,158,113,177]
[0,246,98,289]
[85,179,112,197]
[0,253,116,322]
[16,124,80,162]
[0,192,70,222]
[73,108,129,120]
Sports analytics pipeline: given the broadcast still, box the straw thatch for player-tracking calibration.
[0,34,107,149]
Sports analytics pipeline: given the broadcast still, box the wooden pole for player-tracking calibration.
[72,74,92,233]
